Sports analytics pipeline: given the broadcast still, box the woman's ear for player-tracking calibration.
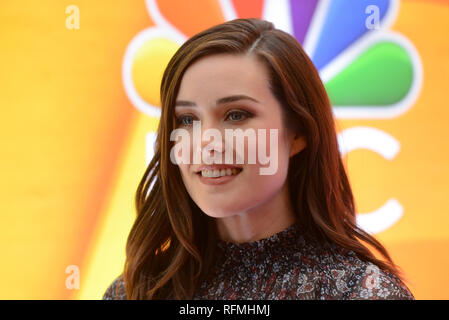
[289,134,307,157]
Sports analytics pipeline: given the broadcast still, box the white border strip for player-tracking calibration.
[262,0,293,34]
[122,26,186,117]
[145,0,188,39]
[217,0,238,21]
[122,0,188,117]
[303,0,331,57]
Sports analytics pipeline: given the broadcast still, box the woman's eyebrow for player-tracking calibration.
[175,94,260,108]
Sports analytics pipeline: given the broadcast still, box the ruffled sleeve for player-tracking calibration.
[344,263,415,300]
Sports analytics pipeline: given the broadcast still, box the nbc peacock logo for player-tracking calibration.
[122,0,423,235]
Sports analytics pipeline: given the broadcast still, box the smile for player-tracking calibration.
[199,168,242,177]
[196,168,243,186]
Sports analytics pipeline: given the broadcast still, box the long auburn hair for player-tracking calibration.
[123,18,405,299]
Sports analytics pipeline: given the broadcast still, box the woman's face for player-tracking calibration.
[173,53,304,219]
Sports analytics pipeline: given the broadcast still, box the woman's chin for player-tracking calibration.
[200,206,244,219]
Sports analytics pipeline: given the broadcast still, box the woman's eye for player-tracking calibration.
[226,110,252,122]
[176,110,252,126]
[176,115,195,126]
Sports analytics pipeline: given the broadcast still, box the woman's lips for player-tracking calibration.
[196,168,242,186]
[194,164,243,173]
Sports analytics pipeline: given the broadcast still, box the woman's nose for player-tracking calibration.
[192,119,226,159]
[201,128,225,153]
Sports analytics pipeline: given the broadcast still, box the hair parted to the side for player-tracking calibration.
[123,18,406,299]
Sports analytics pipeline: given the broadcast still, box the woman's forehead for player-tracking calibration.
[176,54,271,104]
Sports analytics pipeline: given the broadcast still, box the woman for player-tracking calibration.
[103,18,414,300]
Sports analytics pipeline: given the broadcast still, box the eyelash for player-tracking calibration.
[175,109,253,127]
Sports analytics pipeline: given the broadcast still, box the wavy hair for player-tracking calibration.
[122,18,405,299]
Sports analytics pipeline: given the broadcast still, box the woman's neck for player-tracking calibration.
[215,182,295,243]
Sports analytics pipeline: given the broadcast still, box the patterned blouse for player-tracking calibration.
[102,223,414,300]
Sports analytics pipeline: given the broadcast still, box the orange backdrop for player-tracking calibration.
[0,0,448,299]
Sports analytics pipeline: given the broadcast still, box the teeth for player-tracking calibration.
[200,168,241,178]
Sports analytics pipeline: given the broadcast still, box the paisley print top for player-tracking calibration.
[103,223,414,300]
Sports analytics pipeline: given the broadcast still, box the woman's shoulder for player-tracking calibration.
[309,243,415,300]
[341,261,415,300]
[102,275,127,300]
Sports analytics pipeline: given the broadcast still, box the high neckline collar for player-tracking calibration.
[216,223,304,263]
